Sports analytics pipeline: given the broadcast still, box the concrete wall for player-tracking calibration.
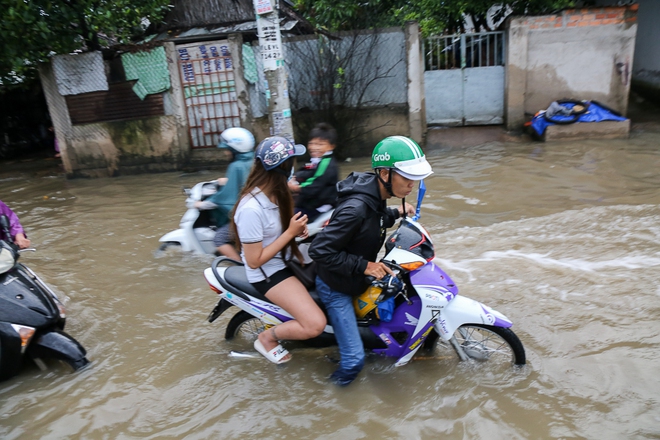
[593,0,660,98]
[40,42,190,178]
[505,5,638,130]
[631,0,660,99]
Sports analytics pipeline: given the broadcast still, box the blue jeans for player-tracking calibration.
[315,276,365,385]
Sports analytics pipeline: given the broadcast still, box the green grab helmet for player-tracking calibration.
[372,136,433,180]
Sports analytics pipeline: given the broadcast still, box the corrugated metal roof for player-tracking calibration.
[162,0,256,30]
[154,17,299,42]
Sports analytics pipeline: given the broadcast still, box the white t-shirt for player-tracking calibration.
[234,187,288,282]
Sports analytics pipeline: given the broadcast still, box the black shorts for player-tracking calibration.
[251,267,295,295]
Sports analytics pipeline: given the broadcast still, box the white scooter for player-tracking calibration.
[159,180,333,255]
[159,180,221,254]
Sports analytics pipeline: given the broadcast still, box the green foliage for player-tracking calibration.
[294,0,579,35]
[0,0,171,85]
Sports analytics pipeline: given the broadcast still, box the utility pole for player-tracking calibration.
[253,0,294,141]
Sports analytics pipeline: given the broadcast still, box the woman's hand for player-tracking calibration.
[287,211,308,237]
[242,212,308,269]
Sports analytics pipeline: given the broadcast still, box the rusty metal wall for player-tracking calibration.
[175,41,241,149]
[66,83,165,125]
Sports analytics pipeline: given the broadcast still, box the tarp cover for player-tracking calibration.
[531,101,627,136]
[52,51,109,96]
[122,47,171,100]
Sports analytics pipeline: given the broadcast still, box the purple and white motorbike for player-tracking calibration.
[203,186,526,369]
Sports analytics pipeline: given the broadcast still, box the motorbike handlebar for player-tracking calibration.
[381,259,405,273]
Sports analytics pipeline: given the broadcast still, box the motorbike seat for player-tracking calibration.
[223,266,263,299]
[222,265,326,311]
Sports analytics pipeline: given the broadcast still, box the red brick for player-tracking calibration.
[629,3,639,12]
[596,13,606,19]
[567,22,578,27]
[578,21,590,27]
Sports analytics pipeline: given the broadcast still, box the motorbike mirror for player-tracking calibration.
[412,180,426,222]
[0,214,11,237]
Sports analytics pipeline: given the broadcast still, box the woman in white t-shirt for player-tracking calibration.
[232,136,326,364]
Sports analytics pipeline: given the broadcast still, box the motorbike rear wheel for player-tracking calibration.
[225,311,266,343]
[423,324,526,366]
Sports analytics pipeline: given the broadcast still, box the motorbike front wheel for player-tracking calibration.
[158,242,181,252]
[423,324,526,366]
[225,311,266,343]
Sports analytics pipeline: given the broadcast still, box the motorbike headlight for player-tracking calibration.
[11,324,36,354]
[56,302,67,319]
[400,261,425,271]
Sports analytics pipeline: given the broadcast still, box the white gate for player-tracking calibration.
[423,32,505,126]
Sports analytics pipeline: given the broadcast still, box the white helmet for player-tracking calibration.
[218,127,255,153]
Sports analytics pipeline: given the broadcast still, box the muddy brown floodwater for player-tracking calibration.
[1,128,659,439]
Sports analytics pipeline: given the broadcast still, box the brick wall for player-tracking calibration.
[521,4,638,30]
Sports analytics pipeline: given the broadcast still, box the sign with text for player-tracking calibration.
[256,15,283,71]
[253,0,273,15]
[176,41,233,84]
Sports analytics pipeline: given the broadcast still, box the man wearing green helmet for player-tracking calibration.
[309,136,433,386]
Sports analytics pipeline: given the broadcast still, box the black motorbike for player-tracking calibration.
[0,215,89,381]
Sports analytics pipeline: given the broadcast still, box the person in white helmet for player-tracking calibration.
[195,127,255,260]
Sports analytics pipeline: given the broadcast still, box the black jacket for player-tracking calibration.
[295,154,339,211]
[309,172,400,296]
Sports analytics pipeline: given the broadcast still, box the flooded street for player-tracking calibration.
[1,129,660,439]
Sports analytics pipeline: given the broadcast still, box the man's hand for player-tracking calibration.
[14,233,30,249]
[397,202,415,217]
[297,226,309,240]
[364,261,393,280]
